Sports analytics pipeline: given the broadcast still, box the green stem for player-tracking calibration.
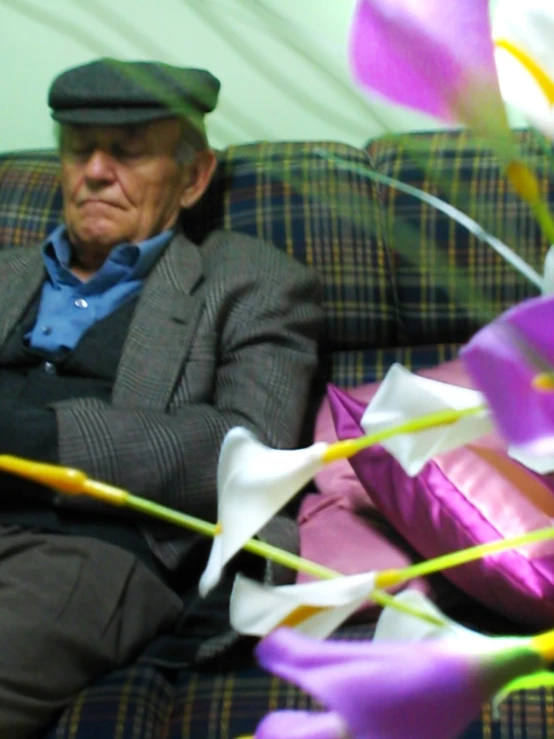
[127,495,443,625]
[380,526,554,584]
[323,404,486,463]
[530,200,554,246]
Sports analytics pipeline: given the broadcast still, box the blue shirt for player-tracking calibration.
[27,225,172,354]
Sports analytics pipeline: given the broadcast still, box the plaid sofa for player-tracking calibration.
[1,130,553,737]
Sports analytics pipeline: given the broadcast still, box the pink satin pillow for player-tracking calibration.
[328,360,554,628]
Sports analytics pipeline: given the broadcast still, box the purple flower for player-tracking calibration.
[253,628,542,739]
[461,294,554,455]
[349,0,508,135]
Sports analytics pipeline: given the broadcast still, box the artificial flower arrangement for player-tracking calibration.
[5,1,554,737]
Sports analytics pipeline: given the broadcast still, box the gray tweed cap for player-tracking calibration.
[49,58,220,147]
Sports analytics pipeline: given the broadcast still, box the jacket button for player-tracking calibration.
[44,361,57,375]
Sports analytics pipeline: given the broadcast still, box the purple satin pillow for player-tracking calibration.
[329,382,554,629]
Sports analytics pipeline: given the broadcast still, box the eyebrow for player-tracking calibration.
[65,124,146,138]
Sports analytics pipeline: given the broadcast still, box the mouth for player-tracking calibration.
[79,199,124,210]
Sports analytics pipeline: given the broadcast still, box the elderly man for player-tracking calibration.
[0,58,322,735]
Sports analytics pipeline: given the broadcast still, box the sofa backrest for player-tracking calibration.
[366,128,552,347]
[1,131,552,386]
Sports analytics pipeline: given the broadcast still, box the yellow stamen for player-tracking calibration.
[494,39,554,104]
[532,373,554,392]
[505,161,541,205]
[531,629,554,662]
[504,161,554,244]
[277,605,329,629]
[374,570,403,589]
[322,439,365,464]
[214,522,223,535]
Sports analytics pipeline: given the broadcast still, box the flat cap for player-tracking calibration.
[49,58,220,147]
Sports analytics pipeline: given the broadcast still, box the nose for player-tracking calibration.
[83,149,116,185]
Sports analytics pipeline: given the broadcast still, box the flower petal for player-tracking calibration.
[199,427,327,596]
[374,590,486,645]
[256,628,541,739]
[349,0,507,133]
[230,572,376,639]
[461,297,554,453]
[360,364,492,475]
[543,244,554,295]
[255,709,350,739]
[508,446,554,474]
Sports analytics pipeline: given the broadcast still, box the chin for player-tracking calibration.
[77,233,125,250]
[69,222,129,250]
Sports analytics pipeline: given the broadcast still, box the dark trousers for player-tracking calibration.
[0,525,183,737]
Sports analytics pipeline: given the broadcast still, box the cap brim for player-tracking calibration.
[51,106,180,125]
[52,106,208,148]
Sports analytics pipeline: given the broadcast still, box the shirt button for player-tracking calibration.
[41,326,52,335]
[74,298,89,309]
[44,361,57,375]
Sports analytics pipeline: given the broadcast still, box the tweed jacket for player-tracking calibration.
[0,229,323,571]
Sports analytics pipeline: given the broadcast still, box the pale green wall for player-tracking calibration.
[0,0,517,152]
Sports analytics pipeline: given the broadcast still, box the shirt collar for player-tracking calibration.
[42,225,173,288]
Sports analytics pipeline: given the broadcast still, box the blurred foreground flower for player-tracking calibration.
[360,364,491,475]
[199,427,327,596]
[375,590,554,717]
[349,0,509,140]
[349,0,554,245]
[494,0,554,139]
[461,295,554,457]
[250,626,546,739]
[230,571,378,639]
[374,589,487,645]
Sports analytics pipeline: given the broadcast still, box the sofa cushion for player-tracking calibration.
[367,128,551,347]
[328,369,554,629]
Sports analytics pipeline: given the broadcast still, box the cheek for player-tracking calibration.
[61,165,84,202]
[117,171,149,208]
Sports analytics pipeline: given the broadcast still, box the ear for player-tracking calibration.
[180,149,217,209]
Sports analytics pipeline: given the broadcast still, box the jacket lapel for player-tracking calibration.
[112,231,205,410]
[0,248,45,347]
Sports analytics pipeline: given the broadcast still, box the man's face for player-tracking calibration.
[60,119,205,254]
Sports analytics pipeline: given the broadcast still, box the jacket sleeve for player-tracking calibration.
[52,244,323,523]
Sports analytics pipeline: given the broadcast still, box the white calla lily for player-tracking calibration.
[360,364,493,476]
[493,0,554,140]
[508,445,554,475]
[230,571,377,640]
[542,244,554,296]
[374,589,538,717]
[199,427,328,596]
[374,589,486,645]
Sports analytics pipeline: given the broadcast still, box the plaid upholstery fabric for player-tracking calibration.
[366,128,554,346]
[327,341,461,387]
[42,663,174,738]
[0,149,62,248]
[216,142,397,351]
[166,672,554,739]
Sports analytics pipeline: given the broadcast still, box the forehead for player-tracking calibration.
[61,119,182,143]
